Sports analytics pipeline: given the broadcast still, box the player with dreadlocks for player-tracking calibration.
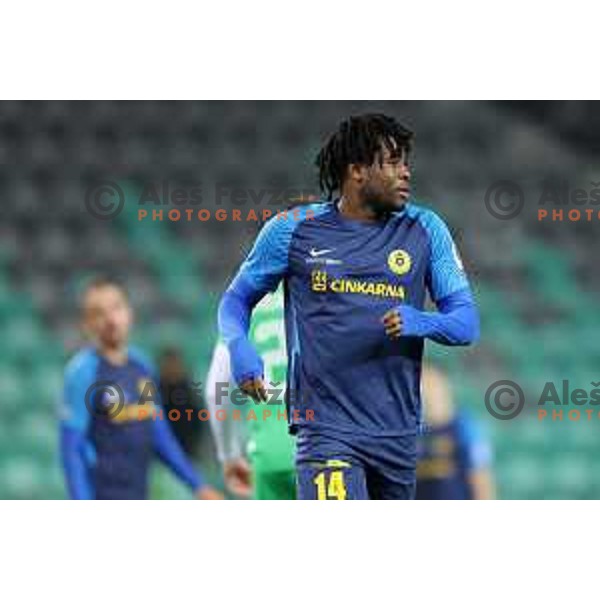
[218,113,479,499]
[316,113,413,205]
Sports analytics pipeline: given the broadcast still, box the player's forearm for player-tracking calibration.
[418,304,479,345]
[218,277,264,383]
[218,287,252,343]
[398,289,480,346]
[206,378,245,463]
[211,420,246,464]
[60,426,93,500]
[206,387,229,462]
[206,393,246,463]
[153,418,204,491]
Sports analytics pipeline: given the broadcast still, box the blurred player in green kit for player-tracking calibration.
[206,283,296,499]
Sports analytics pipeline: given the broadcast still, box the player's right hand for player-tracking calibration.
[224,457,252,498]
[240,376,268,402]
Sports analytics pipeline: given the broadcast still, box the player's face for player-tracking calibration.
[361,144,411,213]
[160,353,185,381]
[83,285,132,349]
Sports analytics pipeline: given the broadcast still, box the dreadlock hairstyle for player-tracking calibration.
[316,113,414,199]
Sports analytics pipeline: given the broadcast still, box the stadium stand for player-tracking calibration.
[0,100,598,498]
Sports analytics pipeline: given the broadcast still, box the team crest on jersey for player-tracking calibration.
[387,249,412,276]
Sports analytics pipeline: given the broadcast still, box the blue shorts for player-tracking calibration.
[295,428,416,500]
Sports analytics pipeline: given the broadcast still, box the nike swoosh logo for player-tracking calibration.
[309,248,335,258]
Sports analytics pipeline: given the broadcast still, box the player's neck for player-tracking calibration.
[97,343,128,366]
[338,194,380,222]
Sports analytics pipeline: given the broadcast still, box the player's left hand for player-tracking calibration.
[382,307,403,339]
[383,305,424,339]
[195,485,225,500]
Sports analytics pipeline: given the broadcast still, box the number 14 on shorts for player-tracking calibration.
[313,470,346,500]
[297,460,366,500]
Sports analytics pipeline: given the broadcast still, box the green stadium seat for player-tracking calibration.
[0,456,45,499]
[497,456,546,499]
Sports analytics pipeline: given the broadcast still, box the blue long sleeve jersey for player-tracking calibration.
[60,346,203,499]
[219,200,479,438]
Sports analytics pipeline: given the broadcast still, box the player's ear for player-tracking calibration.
[347,163,367,184]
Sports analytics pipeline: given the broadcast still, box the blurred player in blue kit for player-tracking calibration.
[60,277,222,500]
[219,114,480,500]
[416,365,495,500]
